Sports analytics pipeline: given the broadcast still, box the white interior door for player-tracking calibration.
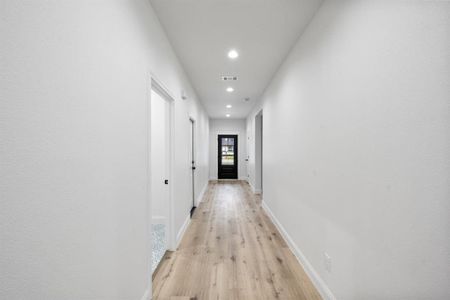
[150,89,170,251]
[189,119,196,216]
[255,112,263,193]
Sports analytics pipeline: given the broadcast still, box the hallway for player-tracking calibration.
[2,1,450,299]
[153,181,321,300]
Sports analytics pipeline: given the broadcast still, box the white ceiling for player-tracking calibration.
[150,0,322,119]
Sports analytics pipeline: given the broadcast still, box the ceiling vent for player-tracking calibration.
[221,75,238,81]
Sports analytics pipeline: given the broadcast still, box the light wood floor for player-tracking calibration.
[152,181,322,300]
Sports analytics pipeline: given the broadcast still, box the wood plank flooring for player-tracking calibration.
[152,181,322,300]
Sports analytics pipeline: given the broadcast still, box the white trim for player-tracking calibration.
[195,181,208,206]
[261,201,336,300]
[150,72,177,101]
[149,75,176,252]
[247,180,262,194]
[175,214,191,249]
[216,131,240,135]
[248,180,256,193]
[140,288,151,300]
[189,116,197,211]
[147,74,176,299]
[151,215,166,224]
[145,75,152,300]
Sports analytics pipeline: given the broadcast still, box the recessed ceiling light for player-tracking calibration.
[228,49,239,59]
[226,114,231,118]
[226,104,232,108]
[226,87,234,93]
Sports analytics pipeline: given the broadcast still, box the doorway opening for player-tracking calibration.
[255,111,263,194]
[189,118,196,218]
[149,78,174,278]
[218,134,238,179]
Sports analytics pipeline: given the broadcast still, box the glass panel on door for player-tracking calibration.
[221,137,235,165]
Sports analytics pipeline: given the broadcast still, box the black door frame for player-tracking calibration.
[218,134,238,179]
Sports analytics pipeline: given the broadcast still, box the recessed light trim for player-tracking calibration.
[226,87,234,93]
[226,114,231,118]
[228,49,239,59]
[226,104,232,108]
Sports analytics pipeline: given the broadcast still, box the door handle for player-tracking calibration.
[164,179,168,185]
[192,166,196,170]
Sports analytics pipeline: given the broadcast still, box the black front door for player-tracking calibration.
[218,135,238,179]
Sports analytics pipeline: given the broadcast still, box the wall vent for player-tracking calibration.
[221,75,238,81]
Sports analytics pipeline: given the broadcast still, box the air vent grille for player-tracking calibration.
[221,75,238,81]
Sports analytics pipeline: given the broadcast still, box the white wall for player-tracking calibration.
[0,1,209,299]
[247,1,450,299]
[209,119,247,180]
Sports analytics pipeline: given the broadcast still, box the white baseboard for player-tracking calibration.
[174,181,210,250]
[248,181,262,194]
[175,213,191,249]
[151,215,166,225]
[141,287,151,300]
[261,201,336,300]
[195,182,208,206]
[248,181,256,193]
